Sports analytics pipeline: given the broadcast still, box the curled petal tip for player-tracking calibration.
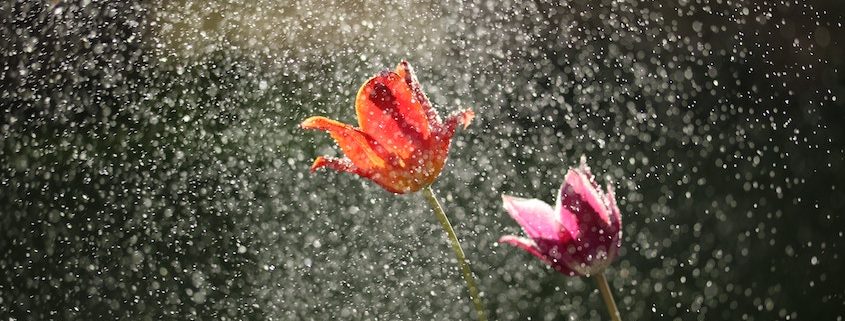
[497,235,516,244]
[578,155,590,172]
[459,109,475,130]
[300,116,322,129]
[310,156,327,172]
[498,235,533,248]
[310,156,362,176]
[443,109,475,133]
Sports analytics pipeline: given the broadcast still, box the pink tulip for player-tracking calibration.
[500,159,622,276]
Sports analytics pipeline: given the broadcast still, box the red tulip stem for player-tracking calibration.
[422,186,488,321]
[593,272,622,321]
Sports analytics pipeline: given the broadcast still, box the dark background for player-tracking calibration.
[2,0,843,320]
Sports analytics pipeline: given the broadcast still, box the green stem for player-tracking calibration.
[593,272,622,321]
[422,186,487,321]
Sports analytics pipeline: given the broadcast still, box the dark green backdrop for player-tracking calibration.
[2,0,843,320]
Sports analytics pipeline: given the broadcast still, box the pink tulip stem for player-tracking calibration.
[593,272,622,321]
[422,186,488,321]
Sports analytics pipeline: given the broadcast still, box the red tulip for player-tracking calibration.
[301,61,474,194]
[499,160,622,276]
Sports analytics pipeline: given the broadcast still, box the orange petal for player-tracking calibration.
[452,109,475,130]
[301,116,388,171]
[311,156,353,172]
[394,60,441,126]
[435,108,474,142]
[355,68,430,160]
[310,155,377,180]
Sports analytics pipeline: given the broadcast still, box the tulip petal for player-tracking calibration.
[447,109,475,131]
[394,60,441,126]
[433,109,474,148]
[603,182,623,259]
[499,235,577,276]
[502,195,562,241]
[355,69,430,160]
[576,162,612,225]
[310,156,364,175]
[557,167,612,236]
[499,235,545,259]
[555,184,581,239]
[553,165,621,276]
[301,116,389,172]
[604,182,622,230]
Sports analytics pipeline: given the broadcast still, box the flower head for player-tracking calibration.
[301,60,474,194]
[499,158,622,276]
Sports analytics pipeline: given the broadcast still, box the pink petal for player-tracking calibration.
[558,167,612,231]
[604,182,622,231]
[550,162,623,275]
[502,195,561,241]
[603,182,623,260]
[498,235,546,260]
[554,186,581,239]
[499,235,578,276]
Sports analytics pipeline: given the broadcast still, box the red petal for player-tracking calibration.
[310,156,357,173]
[436,109,474,142]
[355,68,430,160]
[301,116,389,172]
[394,60,441,126]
